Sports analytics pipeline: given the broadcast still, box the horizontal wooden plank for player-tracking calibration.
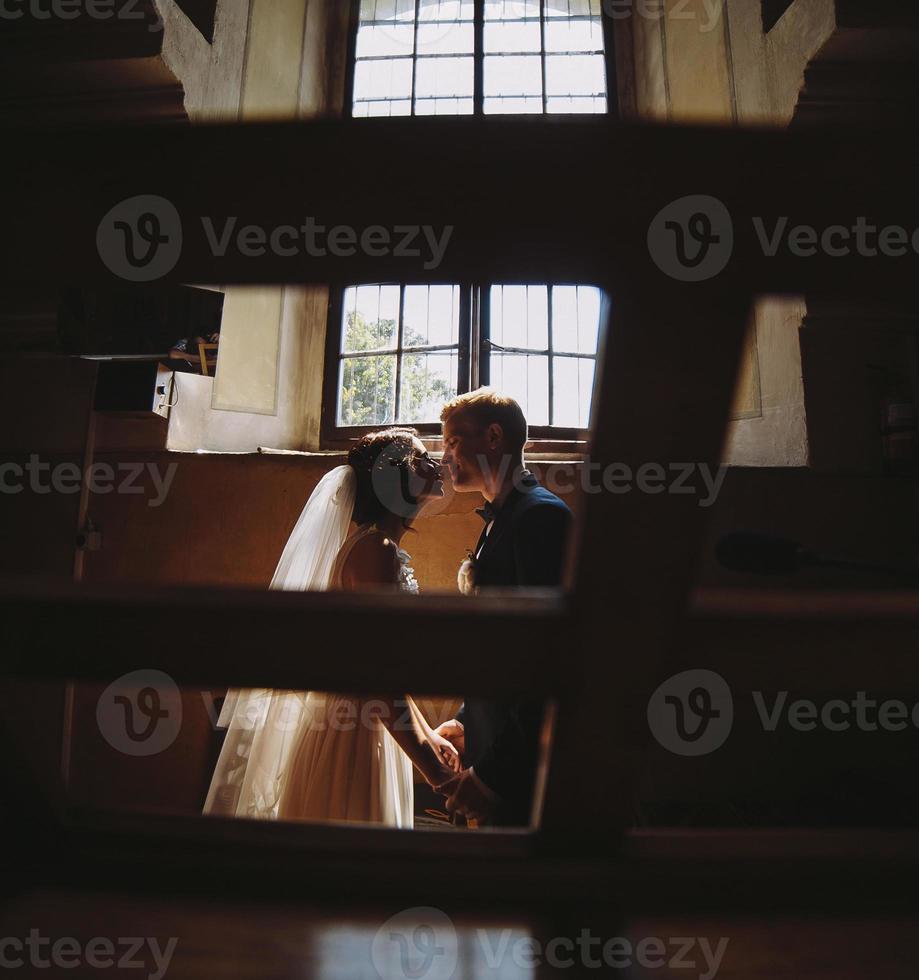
[685,587,919,691]
[0,578,571,695]
[5,583,916,694]
[691,587,919,620]
[2,118,919,297]
[21,807,919,910]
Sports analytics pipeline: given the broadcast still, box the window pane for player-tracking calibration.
[545,0,597,16]
[552,285,600,354]
[339,355,397,425]
[484,54,542,98]
[415,56,475,99]
[490,285,547,350]
[363,0,416,20]
[399,351,459,422]
[416,97,475,115]
[553,357,595,428]
[417,21,474,56]
[489,352,549,426]
[356,24,415,58]
[342,285,399,352]
[484,96,543,114]
[545,53,606,98]
[353,57,414,103]
[485,0,541,19]
[402,285,461,346]
[484,21,541,53]
[546,95,607,113]
[545,17,604,53]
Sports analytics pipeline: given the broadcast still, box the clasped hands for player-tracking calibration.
[428,719,496,823]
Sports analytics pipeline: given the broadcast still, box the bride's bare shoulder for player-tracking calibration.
[341,530,401,589]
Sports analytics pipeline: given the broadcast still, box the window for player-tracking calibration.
[350,0,611,117]
[323,282,604,444]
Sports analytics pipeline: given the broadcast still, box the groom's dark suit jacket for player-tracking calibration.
[456,470,571,826]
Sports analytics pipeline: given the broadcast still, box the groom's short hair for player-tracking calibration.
[440,388,528,454]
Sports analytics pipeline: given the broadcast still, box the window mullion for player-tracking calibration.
[474,0,485,115]
[411,0,421,115]
[540,0,548,114]
[393,284,406,422]
[478,283,491,387]
[458,283,473,395]
[547,284,554,426]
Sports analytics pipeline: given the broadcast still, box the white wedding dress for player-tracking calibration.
[202,468,418,828]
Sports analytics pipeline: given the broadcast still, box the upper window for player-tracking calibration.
[323,282,604,445]
[351,0,609,117]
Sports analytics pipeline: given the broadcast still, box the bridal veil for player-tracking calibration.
[202,466,357,819]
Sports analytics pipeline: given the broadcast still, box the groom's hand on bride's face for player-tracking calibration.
[434,719,465,757]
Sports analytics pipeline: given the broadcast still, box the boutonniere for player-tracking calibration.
[457,549,478,596]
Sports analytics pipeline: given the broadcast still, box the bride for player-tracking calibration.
[203,427,459,828]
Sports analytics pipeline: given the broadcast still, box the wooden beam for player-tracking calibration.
[33,807,919,911]
[1,118,919,297]
[685,587,919,692]
[540,289,755,840]
[0,578,571,696]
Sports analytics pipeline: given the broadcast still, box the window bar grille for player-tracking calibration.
[540,0,548,114]
[479,284,491,386]
[547,284,555,425]
[393,284,406,420]
[474,0,485,114]
[345,0,361,118]
[458,283,473,394]
[411,0,422,116]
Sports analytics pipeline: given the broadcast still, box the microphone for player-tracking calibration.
[716,530,919,582]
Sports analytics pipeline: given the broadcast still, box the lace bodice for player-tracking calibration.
[394,545,419,595]
[331,525,419,593]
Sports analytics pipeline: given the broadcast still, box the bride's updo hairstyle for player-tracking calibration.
[347,427,423,526]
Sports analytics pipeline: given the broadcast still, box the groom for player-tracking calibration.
[434,388,572,826]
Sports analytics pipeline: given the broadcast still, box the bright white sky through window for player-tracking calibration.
[353,0,607,117]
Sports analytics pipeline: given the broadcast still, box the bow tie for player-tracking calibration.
[475,500,499,524]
